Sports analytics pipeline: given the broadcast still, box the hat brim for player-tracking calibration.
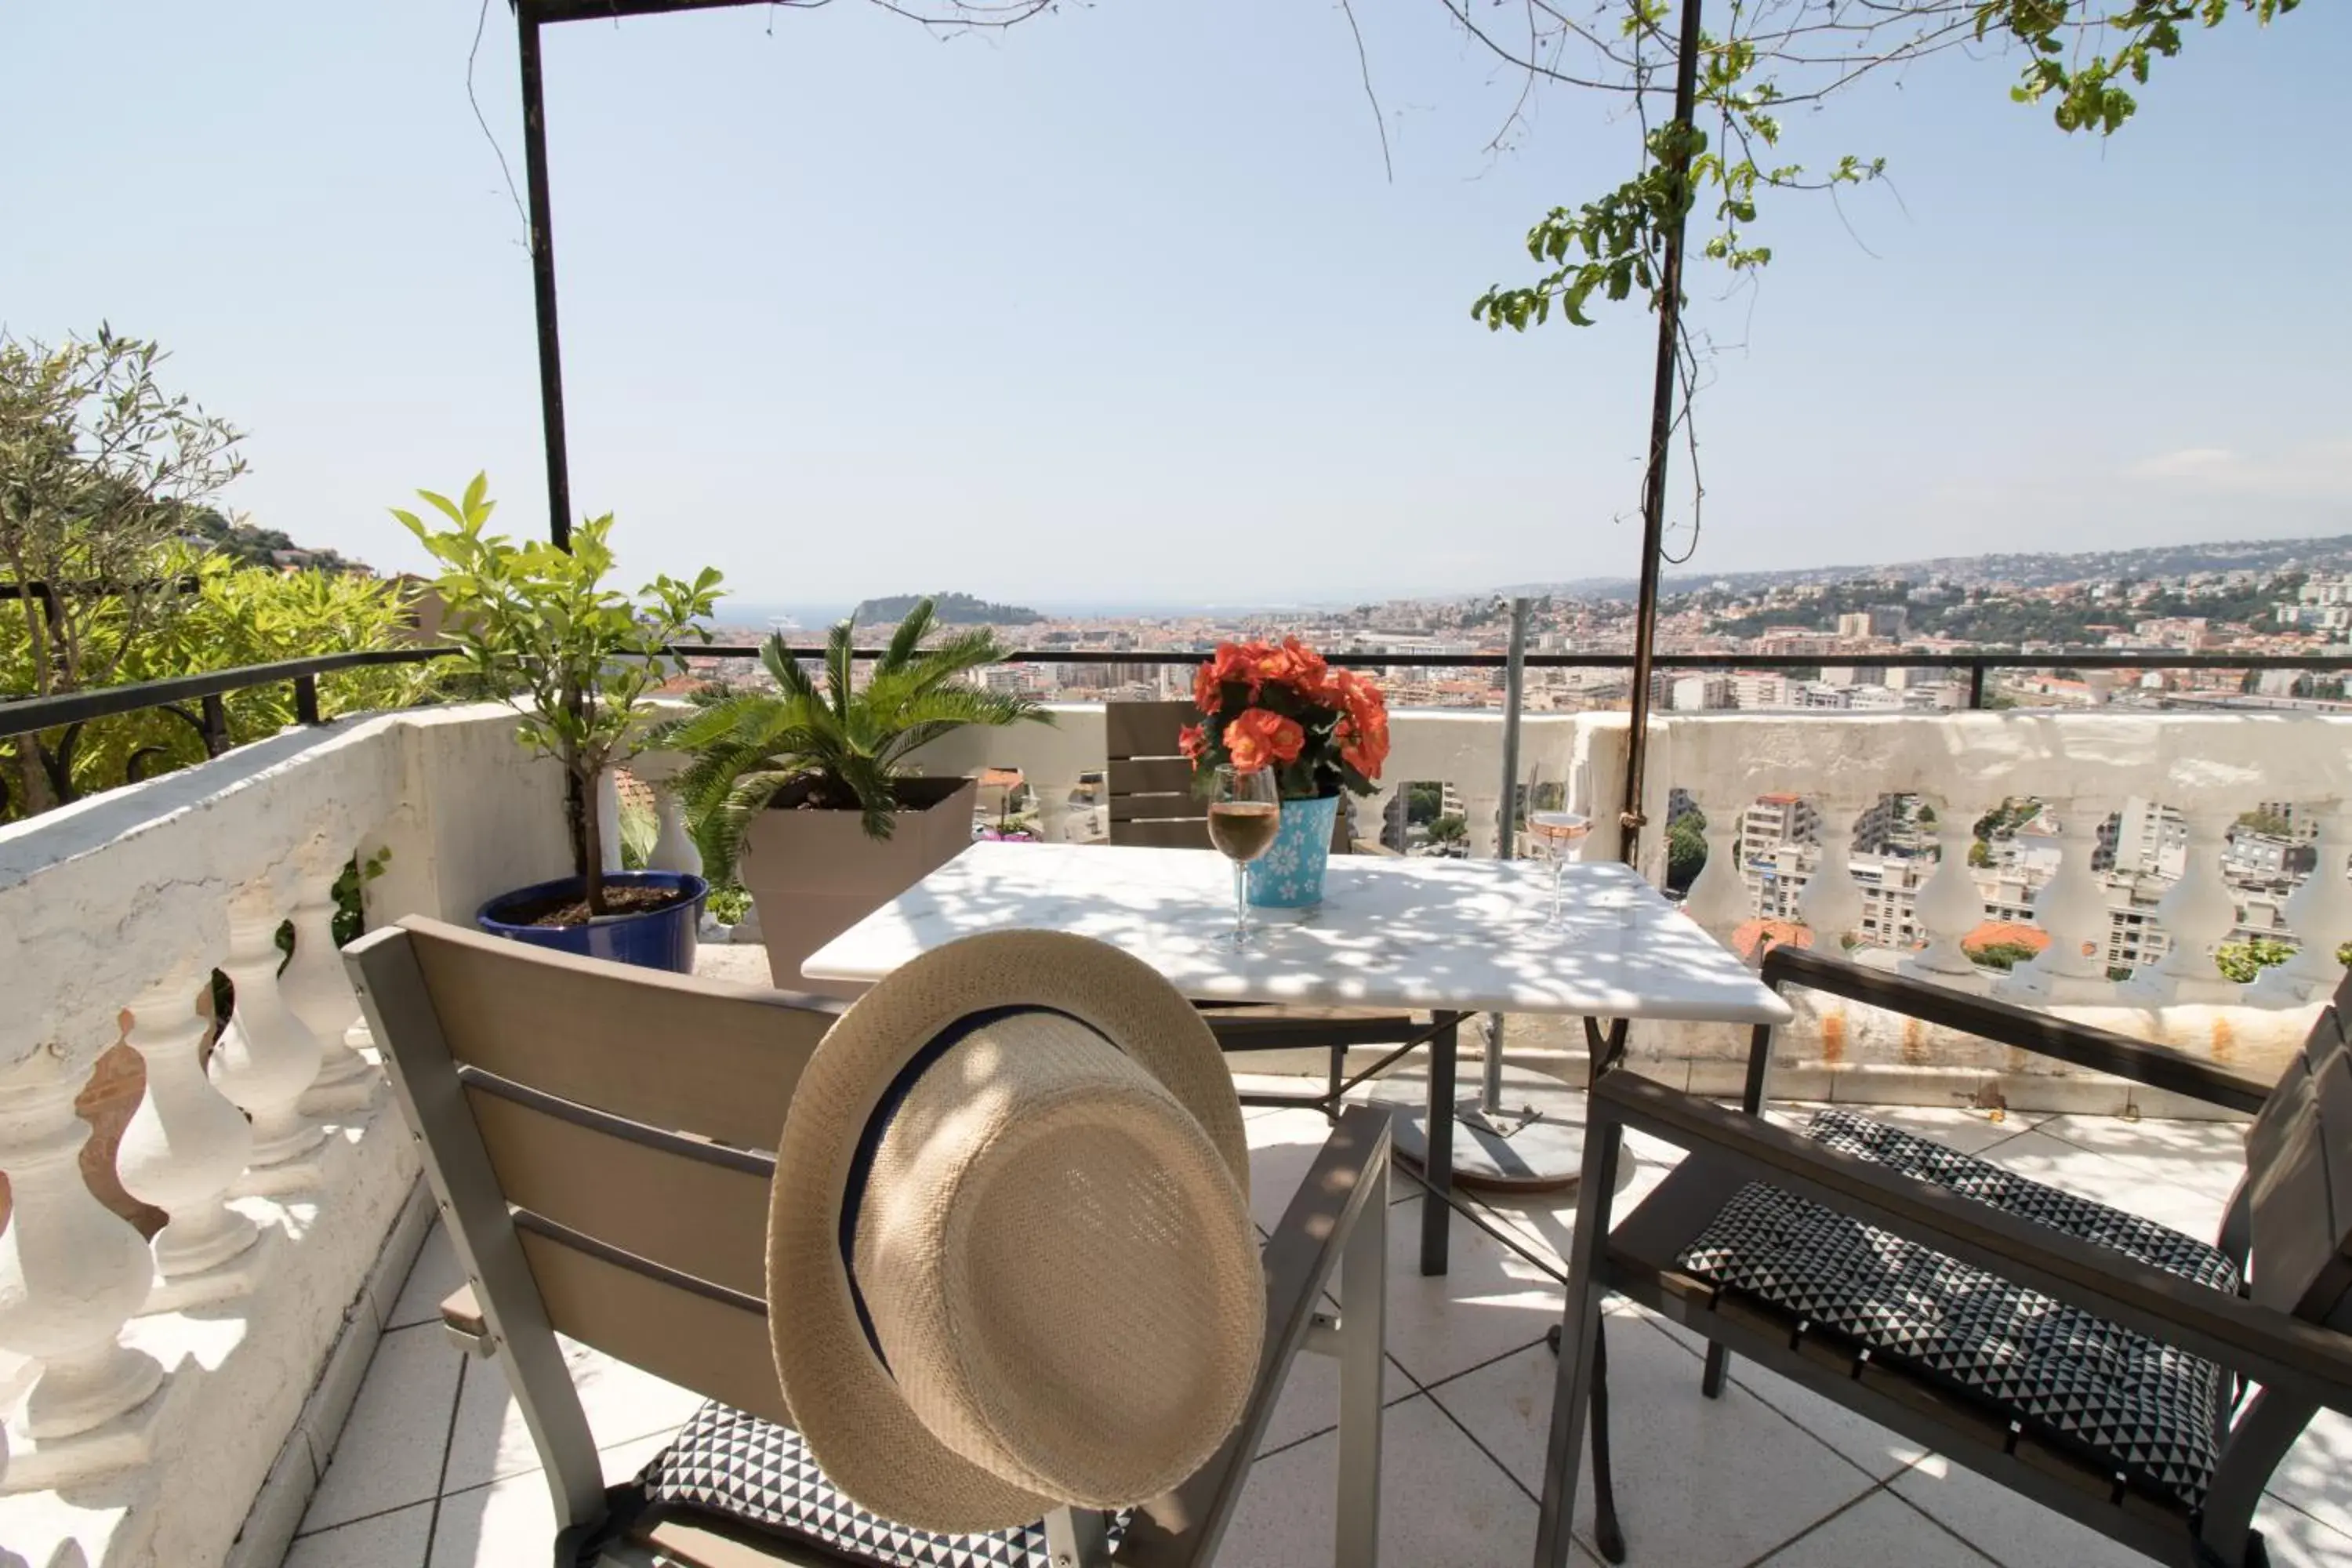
[767,928,1250,1534]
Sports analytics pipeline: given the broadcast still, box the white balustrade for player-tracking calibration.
[282,839,376,1112]
[208,880,325,1173]
[1795,797,1866,949]
[647,782,703,877]
[115,958,259,1286]
[1900,794,1992,992]
[2121,805,2243,1006]
[1681,800,1748,949]
[2251,803,2352,1007]
[0,1037,165,1440]
[1994,798,2117,1004]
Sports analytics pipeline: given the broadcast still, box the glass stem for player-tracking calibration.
[1552,859,1566,924]
[1233,860,1249,944]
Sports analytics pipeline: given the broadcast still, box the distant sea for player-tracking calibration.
[712,597,1344,630]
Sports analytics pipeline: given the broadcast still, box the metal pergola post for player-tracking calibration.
[1615,0,1709,868]
[516,4,574,551]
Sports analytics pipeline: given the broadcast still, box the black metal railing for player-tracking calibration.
[3,641,2344,812]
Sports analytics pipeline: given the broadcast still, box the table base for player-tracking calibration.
[1370,1064,1593,1195]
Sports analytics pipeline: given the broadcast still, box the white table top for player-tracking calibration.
[800,842,1794,1025]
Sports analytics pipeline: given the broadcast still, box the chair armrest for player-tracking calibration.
[1593,1069,2352,1408]
[1757,946,2270,1115]
[1119,1105,1393,1567]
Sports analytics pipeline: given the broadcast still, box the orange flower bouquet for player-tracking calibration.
[1180,637,1389,800]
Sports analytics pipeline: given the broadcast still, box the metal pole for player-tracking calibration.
[516,6,575,551]
[1486,597,1531,1112]
[1615,0,1708,868]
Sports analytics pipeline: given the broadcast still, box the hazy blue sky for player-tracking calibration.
[5,0,2345,610]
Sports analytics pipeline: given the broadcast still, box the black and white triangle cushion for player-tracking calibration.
[634,1402,1120,1568]
[1677,1109,2241,1510]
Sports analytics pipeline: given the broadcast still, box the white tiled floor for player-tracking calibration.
[286,1092,2352,1568]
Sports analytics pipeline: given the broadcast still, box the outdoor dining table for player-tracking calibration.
[798,840,1794,1280]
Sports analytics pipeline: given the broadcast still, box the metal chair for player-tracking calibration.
[1537,946,2352,1568]
[347,916,1392,1568]
[1107,699,1429,1121]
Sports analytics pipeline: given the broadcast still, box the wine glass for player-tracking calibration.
[1205,764,1281,949]
[1525,810,1591,927]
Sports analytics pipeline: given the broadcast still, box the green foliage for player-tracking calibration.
[2,325,245,811]
[1666,808,1708,895]
[332,846,393,949]
[655,597,1048,880]
[706,882,753,925]
[1405,780,1444,826]
[1470,0,2299,485]
[618,795,660,871]
[1428,812,1469,845]
[1971,939,2042,971]
[0,549,435,818]
[398,475,724,914]
[2235,807,2292,838]
[2213,935,2294,982]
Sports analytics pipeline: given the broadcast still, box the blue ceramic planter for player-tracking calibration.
[1247,794,1339,911]
[477,870,708,974]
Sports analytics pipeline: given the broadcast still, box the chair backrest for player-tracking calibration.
[1105,700,1351,852]
[347,917,840,1427]
[2242,969,2352,1325]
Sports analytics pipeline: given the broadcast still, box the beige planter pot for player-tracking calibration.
[741,776,977,998]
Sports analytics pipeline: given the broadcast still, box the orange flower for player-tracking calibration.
[1223,707,1305,774]
[1195,642,1256,711]
[1251,637,1329,699]
[1339,706,1390,779]
[1177,722,1207,762]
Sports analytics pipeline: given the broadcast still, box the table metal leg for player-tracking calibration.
[1420,1011,1459,1276]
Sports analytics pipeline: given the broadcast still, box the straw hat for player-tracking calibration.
[768,930,1261,1534]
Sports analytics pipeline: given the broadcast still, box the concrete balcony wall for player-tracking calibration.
[0,706,570,1568]
[3,696,2346,1568]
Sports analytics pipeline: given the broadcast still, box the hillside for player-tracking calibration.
[1501,532,2352,603]
[850,592,1044,626]
[183,509,368,574]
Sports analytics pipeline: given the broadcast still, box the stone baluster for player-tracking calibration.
[2250,802,2352,1007]
[115,958,260,1292]
[281,840,376,1113]
[1465,789,1503,859]
[1682,801,1750,950]
[209,878,325,1177]
[1900,794,1991,992]
[1795,796,1865,951]
[647,781,702,877]
[0,1035,165,1441]
[2120,804,2243,1006]
[1994,797,2115,1005]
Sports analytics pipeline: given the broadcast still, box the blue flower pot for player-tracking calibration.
[477,870,709,974]
[1247,795,1340,911]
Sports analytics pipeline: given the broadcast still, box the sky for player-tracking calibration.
[5,0,2347,612]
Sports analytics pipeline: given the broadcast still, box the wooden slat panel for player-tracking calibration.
[467,1090,771,1299]
[518,1228,790,1426]
[1105,699,1196,759]
[1112,817,1211,850]
[1108,793,1203,822]
[1106,756,1197,796]
[406,920,835,1153]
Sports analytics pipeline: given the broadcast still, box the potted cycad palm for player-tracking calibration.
[656,600,1047,996]
[399,475,724,972]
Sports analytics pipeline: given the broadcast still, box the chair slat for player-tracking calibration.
[2246,1018,2352,1318]
[467,1089,773,1300]
[407,920,833,1154]
[1115,817,1213,850]
[1108,793,1203,823]
[517,1226,791,1428]
[1106,699,1198,759]
[1109,756,1198,795]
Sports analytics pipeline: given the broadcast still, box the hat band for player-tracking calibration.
[837,1004,1112,1373]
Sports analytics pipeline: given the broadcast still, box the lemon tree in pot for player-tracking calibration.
[655,599,1046,995]
[399,475,724,972]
